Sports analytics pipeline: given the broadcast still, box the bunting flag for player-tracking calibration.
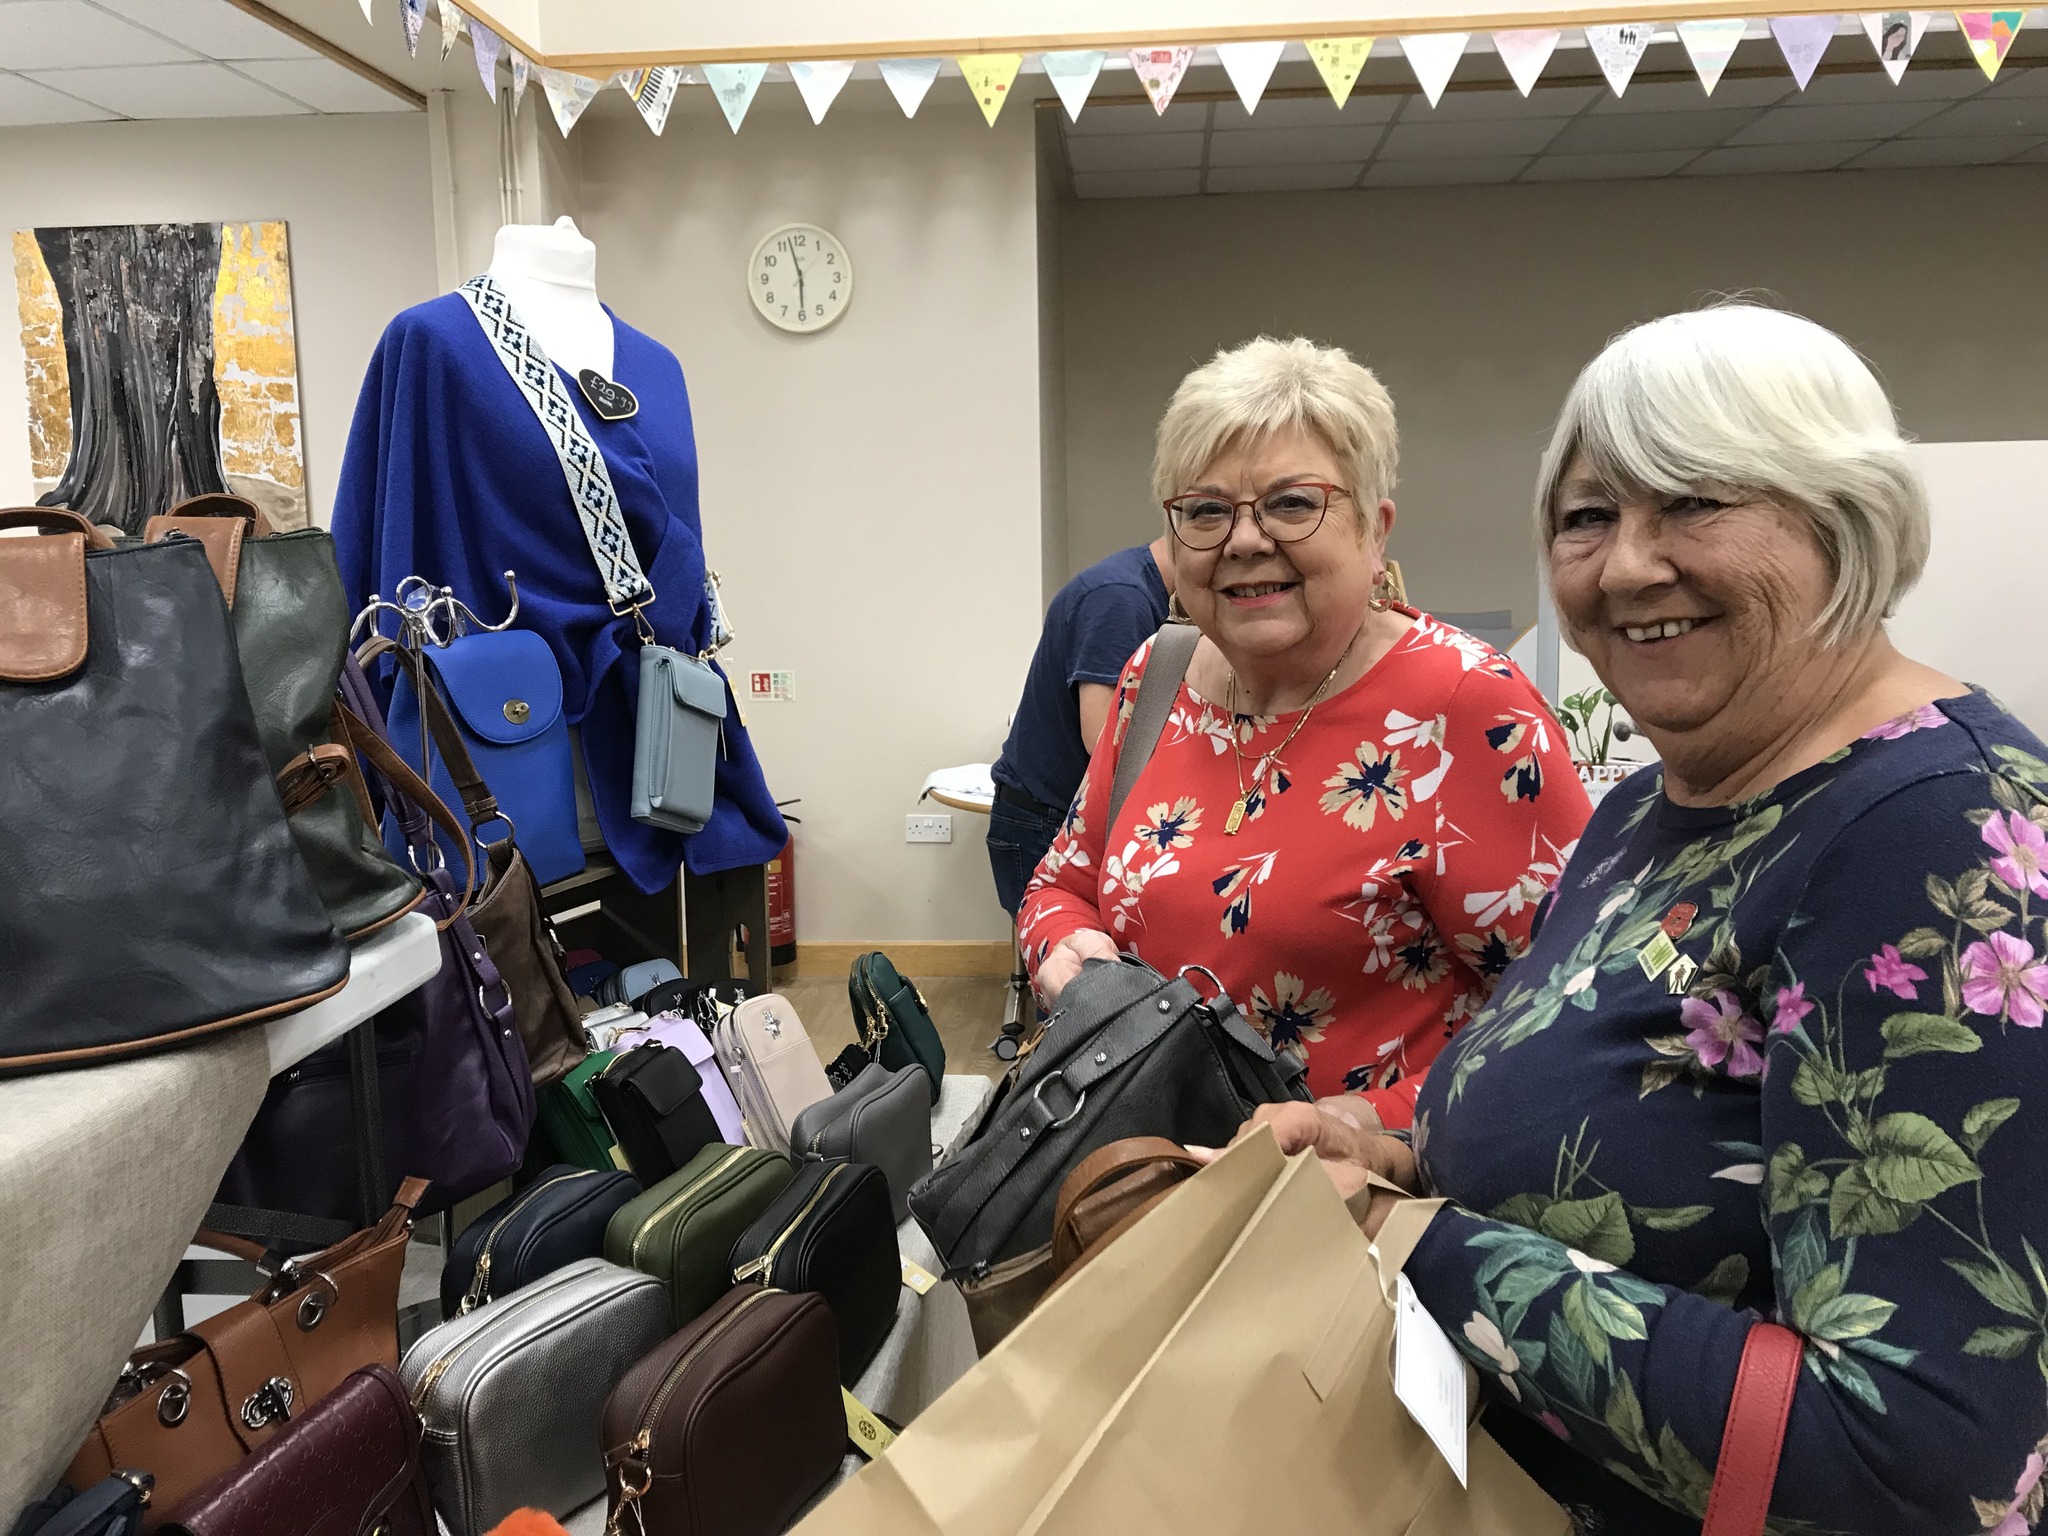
[957,53,1023,124]
[539,67,599,135]
[1401,33,1468,106]
[470,18,501,100]
[620,65,680,133]
[1492,29,1560,95]
[511,52,530,111]
[1770,14,1837,87]
[1956,10,2024,78]
[1217,40,1287,112]
[399,0,424,57]
[436,0,462,59]
[1584,23,1653,95]
[878,57,941,117]
[791,60,854,123]
[1307,38,1374,106]
[1040,50,1106,120]
[705,63,768,131]
[358,0,373,22]
[1129,46,1196,113]
[1678,18,1747,92]
[1861,12,1928,80]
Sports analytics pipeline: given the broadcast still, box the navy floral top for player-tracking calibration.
[1410,690,2048,1535]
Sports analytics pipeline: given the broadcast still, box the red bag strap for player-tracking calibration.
[1702,1322,1803,1536]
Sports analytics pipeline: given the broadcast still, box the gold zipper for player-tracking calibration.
[629,1147,750,1267]
[858,969,890,1050]
[460,1170,588,1315]
[410,1274,569,1412]
[733,1164,845,1284]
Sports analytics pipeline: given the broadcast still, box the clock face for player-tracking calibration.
[748,224,852,334]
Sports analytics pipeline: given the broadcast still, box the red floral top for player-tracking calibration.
[1018,612,1592,1128]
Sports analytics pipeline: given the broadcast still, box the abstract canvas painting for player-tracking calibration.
[13,220,308,532]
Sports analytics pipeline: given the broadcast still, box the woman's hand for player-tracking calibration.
[1192,1099,1420,1238]
[1034,928,1120,1008]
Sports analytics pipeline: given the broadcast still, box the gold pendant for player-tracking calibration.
[1224,799,1246,835]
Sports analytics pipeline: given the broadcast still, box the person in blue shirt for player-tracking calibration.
[987,538,1173,915]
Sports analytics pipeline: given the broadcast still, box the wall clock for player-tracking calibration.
[748,223,852,334]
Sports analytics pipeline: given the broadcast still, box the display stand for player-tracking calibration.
[542,857,771,984]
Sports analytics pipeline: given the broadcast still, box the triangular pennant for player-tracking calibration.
[1040,51,1106,120]
[619,66,680,133]
[957,53,1022,124]
[538,68,600,136]
[437,0,463,60]
[1861,12,1929,81]
[470,18,501,99]
[511,52,530,111]
[704,62,767,131]
[1677,18,1747,93]
[1492,29,1559,95]
[1770,14,1837,88]
[1216,40,1286,113]
[790,60,854,123]
[1584,24,1652,96]
[1956,10,2024,79]
[1306,38,1374,106]
[1128,47,1196,113]
[878,57,941,117]
[1400,33,1468,107]
[358,0,374,23]
[399,0,424,57]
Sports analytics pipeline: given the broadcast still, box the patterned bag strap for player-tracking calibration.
[456,275,655,623]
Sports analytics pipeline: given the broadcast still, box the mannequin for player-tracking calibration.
[486,215,614,380]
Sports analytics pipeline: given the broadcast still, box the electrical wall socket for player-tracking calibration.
[905,814,952,844]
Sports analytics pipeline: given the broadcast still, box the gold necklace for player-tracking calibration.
[1223,628,1362,835]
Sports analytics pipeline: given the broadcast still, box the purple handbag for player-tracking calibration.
[613,1012,746,1147]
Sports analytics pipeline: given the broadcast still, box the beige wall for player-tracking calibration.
[573,89,1044,943]
[0,113,439,524]
[1059,165,2048,631]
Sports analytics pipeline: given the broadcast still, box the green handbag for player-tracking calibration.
[850,951,945,1100]
[603,1143,793,1328]
[538,1048,623,1172]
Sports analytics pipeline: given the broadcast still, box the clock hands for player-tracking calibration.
[790,248,807,314]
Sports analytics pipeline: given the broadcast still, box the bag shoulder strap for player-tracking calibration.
[1701,1321,1803,1536]
[1106,623,1199,831]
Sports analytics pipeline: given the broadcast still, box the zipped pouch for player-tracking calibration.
[788,1063,932,1223]
[728,1160,900,1385]
[440,1165,642,1320]
[589,1042,724,1184]
[600,1285,843,1536]
[535,1049,622,1172]
[604,1143,793,1329]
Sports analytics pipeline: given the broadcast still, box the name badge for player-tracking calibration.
[1638,930,1680,981]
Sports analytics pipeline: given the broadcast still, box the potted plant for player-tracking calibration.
[1557,686,1632,803]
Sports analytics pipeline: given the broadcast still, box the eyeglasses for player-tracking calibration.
[1163,482,1350,550]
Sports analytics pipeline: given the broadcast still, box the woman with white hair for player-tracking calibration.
[1021,336,1590,1129]
[1228,304,2048,1533]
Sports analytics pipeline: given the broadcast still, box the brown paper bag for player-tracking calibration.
[796,1130,1568,1536]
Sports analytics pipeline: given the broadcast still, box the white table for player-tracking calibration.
[262,912,440,1075]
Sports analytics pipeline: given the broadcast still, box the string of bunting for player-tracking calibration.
[354,3,2028,133]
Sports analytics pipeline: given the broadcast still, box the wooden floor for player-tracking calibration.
[767,973,1018,1080]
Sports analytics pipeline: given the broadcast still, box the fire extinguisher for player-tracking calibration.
[765,799,799,969]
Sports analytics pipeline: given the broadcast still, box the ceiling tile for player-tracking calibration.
[0,70,115,124]
[1904,96,2048,136]
[1981,64,2048,97]
[2007,140,2048,160]
[1065,100,1204,136]
[1362,155,1531,185]
[1847,133,2044,167]
[1681,140,1867,174]
[1212,93,1401,129]
[91,0,317,60]
[1064,130,1206,173]
[1071,168,1203,199]
[1588,75,1792,113]
[1794,66,1990,105]
[1410,82,1601,119]
[1727,100,1948,143]
[1520,149,1695,180]
[1375,116,1570,159]
[1206,162,1365,192]
[0,1,195,68]
[25,60,306,116]
[1206,123,1385,165]
[1548,107,1760,152]
[232,58,410,113]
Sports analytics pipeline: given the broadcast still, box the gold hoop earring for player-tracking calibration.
[1366,569,1397,613]
[1168,591,1192,624]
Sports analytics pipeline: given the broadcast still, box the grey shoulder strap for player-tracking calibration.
[1106,622,1200,830]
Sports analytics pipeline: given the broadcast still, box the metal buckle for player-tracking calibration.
[156,1371,192,1427]
[296,1270,339,1331]
[1177,964,1226,1004]
[1029,1071,1087,1133]
[240,1376,296,1430]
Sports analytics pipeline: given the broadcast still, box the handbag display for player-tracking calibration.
[847,952,945,1098]
[907,955,1308,1283]
[632,642,729,835]
[612,1010,745,1147]
[535,1049,622,1172]
[399,1257,668,1536]
[441,1164,643,1319]
[601,1285,844,1536]
[145,493,422,941]
[0,509,349,1075]
[789,1063,933,1223]
[712,993,834,1155]
[729,1159,900,1385]
[589,1042,725,1184]
[603,1143,793,1328]
[158,1364,434,1536]
[592,958,682,1009]
[66,1179,428,1529]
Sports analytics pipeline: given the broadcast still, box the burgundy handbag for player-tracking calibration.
[158,1364,434,1536]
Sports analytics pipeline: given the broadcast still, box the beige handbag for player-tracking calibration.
[712,993,833,1154]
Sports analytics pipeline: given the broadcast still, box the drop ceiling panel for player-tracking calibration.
[1520,148,1696,180]
[1588,76,1792,113]
[1064,100,1195,136]
[1682,140,1868,174]
[1363,155,1530,185]
[236,56,413,112]
[91,0,317,60]
[1376,116,1571,159]
[1206,123,1385,165]
[1904,96,2048,135]
[0,69,115,124]
[1795,66,1989,104]
[1849,133,2042,166]
[1071,168,1203,198]
[1409,83,1601,119]
[1728,100,1949,143]
[1207,161,1364,191]
[1548,106,1763,152]
[1064,129,1205,172]
[27,60,306,116]
[0,0,196,70]
[1212,94,1400,129]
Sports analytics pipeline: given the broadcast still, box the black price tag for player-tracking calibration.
[577,367,638,421]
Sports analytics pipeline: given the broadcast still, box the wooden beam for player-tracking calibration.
[221,0,426,109]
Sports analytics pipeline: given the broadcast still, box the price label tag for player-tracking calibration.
[843,1388,897,1459]
[901,1259,939,1295]
[1393,1273,1468,1487]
